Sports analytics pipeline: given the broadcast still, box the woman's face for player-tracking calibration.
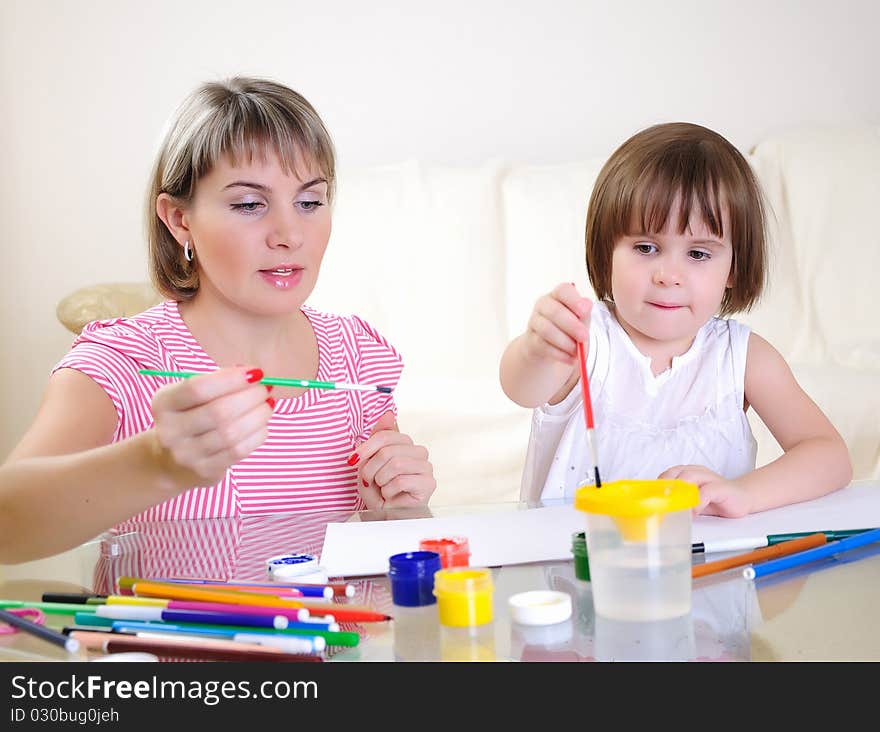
[182,150,332,317]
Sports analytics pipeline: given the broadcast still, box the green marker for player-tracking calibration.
[767,528,874,545]
[0,600,99,615]
[74,612,360,647]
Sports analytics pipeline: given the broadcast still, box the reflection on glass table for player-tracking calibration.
[2,503,879,662]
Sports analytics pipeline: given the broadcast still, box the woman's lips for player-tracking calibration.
[258,267,303,289]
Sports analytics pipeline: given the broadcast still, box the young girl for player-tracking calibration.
[500,122,851,515]
[0,77,435,563]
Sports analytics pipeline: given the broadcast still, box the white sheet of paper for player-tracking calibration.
[318,480,879,577]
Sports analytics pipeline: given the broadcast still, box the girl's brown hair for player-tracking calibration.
[584,122,766,316]
[146,76,336,301]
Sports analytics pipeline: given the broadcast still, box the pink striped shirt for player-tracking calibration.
[53,300,404,524]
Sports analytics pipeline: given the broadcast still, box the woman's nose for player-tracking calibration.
[267,210,303,249]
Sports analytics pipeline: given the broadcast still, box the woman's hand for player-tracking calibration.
[351,410,436,509]
[149,367,274,489]
[658,464,752,518]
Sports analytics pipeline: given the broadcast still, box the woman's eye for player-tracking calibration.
[231,201,264,213]
[635,243,656,254]
[298,200,325,212]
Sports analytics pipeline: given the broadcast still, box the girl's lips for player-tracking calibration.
[648,302,684,309]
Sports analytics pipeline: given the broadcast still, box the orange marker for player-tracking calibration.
[131,580,305,610]
[691,532,826,579]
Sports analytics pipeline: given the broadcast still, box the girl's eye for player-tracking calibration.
[231,201,264,213]
[298,200,325,212]
[689,250,711,261]
[635,243,657,255]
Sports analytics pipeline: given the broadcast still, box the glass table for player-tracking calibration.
[2,501,879,662]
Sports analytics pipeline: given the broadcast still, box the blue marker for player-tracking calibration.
[744,526,880,580]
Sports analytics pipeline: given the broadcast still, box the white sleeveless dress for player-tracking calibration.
[521,301,757,503]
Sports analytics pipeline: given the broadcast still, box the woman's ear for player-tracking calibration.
[156,193,190,245]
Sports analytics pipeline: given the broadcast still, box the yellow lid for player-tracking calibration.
[574,479,698,517]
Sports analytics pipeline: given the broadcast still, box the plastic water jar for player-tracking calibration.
[574,479,698,622]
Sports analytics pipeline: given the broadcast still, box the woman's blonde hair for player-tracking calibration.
[584,122,767,316]
[146,76,336,300]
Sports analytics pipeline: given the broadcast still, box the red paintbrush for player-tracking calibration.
[576,340,602,487]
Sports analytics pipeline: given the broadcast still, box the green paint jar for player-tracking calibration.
[571,531,590,582]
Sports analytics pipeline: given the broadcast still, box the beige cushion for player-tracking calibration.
[56,282,163,335]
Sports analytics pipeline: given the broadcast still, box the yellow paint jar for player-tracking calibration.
[433,568,494,627]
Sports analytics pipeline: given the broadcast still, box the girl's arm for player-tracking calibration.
[499,283,590,408]
[738,332,852,512]
[0,367,272,563]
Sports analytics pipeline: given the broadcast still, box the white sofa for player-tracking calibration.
[57,125,880,506]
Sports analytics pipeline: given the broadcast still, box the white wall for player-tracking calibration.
[1,0,878,458]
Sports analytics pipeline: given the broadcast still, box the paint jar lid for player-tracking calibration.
[388,551,442,606]
[266,553,328,583]
[508,590,572,626]
[571,531,590,582]
[419,537,470,568]
[433,567,493,597]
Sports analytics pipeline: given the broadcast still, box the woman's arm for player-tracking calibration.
[0,369,181,562]
[0,366,273,563]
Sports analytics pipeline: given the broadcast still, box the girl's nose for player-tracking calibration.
[653,261,681,286]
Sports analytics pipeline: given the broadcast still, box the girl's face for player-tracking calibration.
[610,205,733,354]
[182,150,332,317]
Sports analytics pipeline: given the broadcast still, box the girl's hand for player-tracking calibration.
[351,411,436,509]
[149,367,274,489]
[523,283,592,365]
[657,464,752,518]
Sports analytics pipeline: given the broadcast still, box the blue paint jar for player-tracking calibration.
[388,551,442,607]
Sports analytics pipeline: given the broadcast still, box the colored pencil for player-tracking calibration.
[135,576,353,599]
[138,369,392,394]
[100,636,323,662]
[575,340,602,488]
[106,596,327,625]
[692,528,875,555]
[296,604,391,623]
[42,592,107,605]
[94,604,289,629]
[151,577,329,599]
[0,600,98,615]
[70,629,278,654]
[0,608,80,653]
[743,527,880,580]
[691,537,768,554]
[109,620,359,647]
[692,533,826,579]
[130,580,306,610]
[292,581,356,599]
[131,580,386,623]
[766,528,874,545]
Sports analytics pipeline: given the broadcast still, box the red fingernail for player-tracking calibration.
[266,397,276,409]
[246,368,264,383]
[362,479,368,487]
[347,453,359,466]
[265,384,273,392]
